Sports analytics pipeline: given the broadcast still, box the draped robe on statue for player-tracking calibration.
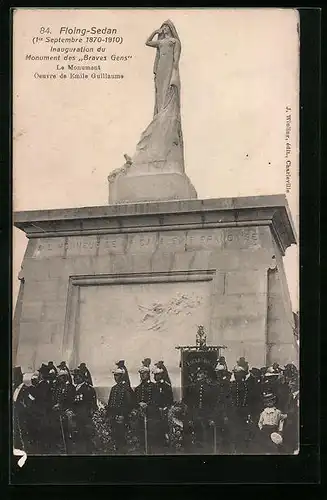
[108,20,197,203]
[132,30,184,174]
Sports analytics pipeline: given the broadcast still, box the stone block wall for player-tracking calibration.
[13,195,298,399]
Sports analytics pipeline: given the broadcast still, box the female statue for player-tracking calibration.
[131,20,185,174]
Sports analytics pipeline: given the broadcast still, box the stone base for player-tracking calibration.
[13,195,298,400]
[109,172,197,204]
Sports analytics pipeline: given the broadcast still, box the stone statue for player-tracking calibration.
[196,325,207,349]
[132,19,184,174]
[108,20,197,204]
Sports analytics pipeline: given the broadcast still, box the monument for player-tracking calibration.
[13,20,298,402]
[108,20,197,204]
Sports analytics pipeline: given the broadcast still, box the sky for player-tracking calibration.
[13,8,299,310]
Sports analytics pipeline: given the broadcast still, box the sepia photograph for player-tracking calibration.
[12,7,299,457]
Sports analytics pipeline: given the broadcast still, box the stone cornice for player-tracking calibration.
[14,194,297,254]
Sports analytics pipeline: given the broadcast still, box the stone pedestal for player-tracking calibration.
[13,194,298,402]
[108,171,197,204]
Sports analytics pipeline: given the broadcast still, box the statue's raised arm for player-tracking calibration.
[145,29,160,48]
[108,19,198,204]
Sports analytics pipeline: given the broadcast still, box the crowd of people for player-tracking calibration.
[13,356,299,455]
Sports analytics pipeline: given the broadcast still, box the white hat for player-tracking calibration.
[112,367,125,375]
[265,366,279,377]
[233,365,245,373]
[271,432,283,445]
[22,373,32,386]
[138,366,150,374]
[152,367,163,375]
[215,364,226,372]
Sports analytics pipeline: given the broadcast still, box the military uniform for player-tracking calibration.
[107,372,135,453]
[212,367,231,453]
[134,366,157,454]
[71,373,97,454]
[228,366,252,454]
[51,373,75,453]
[185,371,216,452]
[34,366,57,453]
[152,368,174,452]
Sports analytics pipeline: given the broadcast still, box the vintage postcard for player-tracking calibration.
[13,8,299,457]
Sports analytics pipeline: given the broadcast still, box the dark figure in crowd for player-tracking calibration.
[142,358,151,369]
[71,368,97,454]
[115,360,131,387]
[237,357,249,374]
[35,364,57,453]
[57,361,73,384]
[185,367,216,453]
[283,376,299,454]
[52,369,75,453]
[212,364,231,453]
[134,365,157,454]
[283,363,299,386]
[228,365,252,454]
[13,366,23,391]
[247,367,264,430]
[48,361,58,377]
[152,365,174,451]
[78,362,93,386]
[107,366,135,453]
[167,401,191,453]
[154,360,172,386]
[258,392,286,454]
[22,372,41,453]
[13,367,24,449]
[13,370,33,451]
[217,356,228,371]
[262,367,290,413]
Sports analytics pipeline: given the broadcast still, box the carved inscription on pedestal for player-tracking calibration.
[32,227,261,259]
